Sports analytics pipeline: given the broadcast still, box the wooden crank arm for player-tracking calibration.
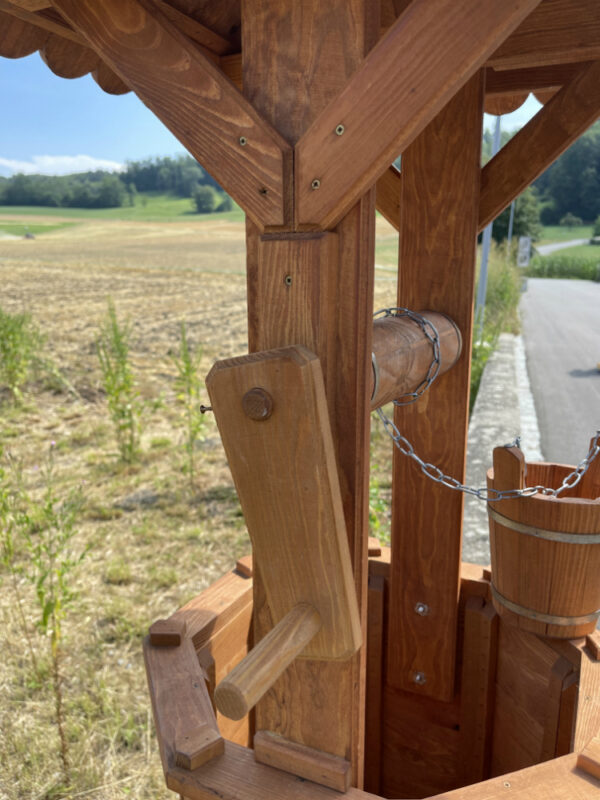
[215,603,322,721]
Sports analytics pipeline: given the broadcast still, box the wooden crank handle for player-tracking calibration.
[214,603,322,721]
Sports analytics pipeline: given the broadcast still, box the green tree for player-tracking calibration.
[491,187,542,243]
[193,185,218,213]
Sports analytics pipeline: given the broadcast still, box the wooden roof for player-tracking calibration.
[1,0,599,105]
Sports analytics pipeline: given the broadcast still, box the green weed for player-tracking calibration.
[0,308,44,402]
[97,301,143,463]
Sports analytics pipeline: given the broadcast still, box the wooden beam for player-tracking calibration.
[49,0,290,229]
[243,1,377,784]
[295,0,541,228]
[0,1,83,42]
[488,0,600,70]
[41,34,99,79]
[386,74,485,702]
[0,9,47,57]
[479,59,600,230]
[485,63,589,95]
[375,166,401,230]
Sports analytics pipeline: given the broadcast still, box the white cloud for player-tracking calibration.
[0,154,125,177]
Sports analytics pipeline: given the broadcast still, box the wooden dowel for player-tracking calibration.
[370,311,461,410]
[214,603,322,721]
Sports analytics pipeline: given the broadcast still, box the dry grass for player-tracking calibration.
[0,214,397,799]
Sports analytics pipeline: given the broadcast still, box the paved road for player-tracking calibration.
[520,278,600,465]
[536,238,589,256]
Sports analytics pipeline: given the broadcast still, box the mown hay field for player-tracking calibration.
[0,214,397,799]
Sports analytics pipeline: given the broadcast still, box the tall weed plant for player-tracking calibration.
[0,307,44,402]
[97,300,142,462]
[471,246,522,412]
[0,444,87,791]
[527,253,600,281]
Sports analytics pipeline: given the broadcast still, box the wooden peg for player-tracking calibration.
[215,603,321,720]
[149,616,186,647]
[175,724,224,770]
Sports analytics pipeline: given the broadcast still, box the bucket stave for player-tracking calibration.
[487,442,600,639]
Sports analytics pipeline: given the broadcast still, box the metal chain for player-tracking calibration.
[373,307,441,404]
[373,307,600,501]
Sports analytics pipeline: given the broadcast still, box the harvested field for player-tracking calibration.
[0,214,396,799]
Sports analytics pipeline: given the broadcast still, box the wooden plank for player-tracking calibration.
[50,0,290,229]
[541,657,578,760]
[429,753,600,799]
[380,684,462,797]
[243,1,377,785]
[577,736,600,780]
[206,347,361,661]
[386,74,485,702]
[364,574,385,794]
[91,60,130,95]
[573,644,600,751]
[479,59,600,230]
[152,0,236,56]
[484,93,529,115]
[0,1,83,42]
[254,731,351,792]
[485,63,588,95]
[174,566,253,651]
[375,166,401,230]
[459,597,498,785]
[168,740,383,800]
[0,9,47,56]
[295,0,541,228]
[41,33,99,78]
[488,0,600,70]
[144,636,223,775]
[149,616,187,647]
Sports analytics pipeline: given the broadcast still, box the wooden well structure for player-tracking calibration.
[3,1,600,797]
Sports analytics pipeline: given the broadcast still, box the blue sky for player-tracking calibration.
[1,52,542,177]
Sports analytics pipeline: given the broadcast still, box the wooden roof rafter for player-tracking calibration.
[49,0,290,228]
[479,58,600,229]
[294,0,543,229]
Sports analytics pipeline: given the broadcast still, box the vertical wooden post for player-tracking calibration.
[243,0,378,784]
[386,73,485,702]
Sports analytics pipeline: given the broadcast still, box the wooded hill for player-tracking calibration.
[0,154,232,212]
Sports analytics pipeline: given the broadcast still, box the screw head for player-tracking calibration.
[413,671,427,686]
[258,187,268,196]
[311,179,321,190]
[284,275,293,287]
[239,136,247,146]
[335,124,345,136]
[415,602,429,616]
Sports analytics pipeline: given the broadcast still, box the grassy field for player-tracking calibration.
[0,211,404,800]
[537,224,593,244]
[0,220,77,237]
[0,192,245,223]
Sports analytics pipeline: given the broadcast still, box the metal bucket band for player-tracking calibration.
[490,584,600,627]
[488,506,600,545]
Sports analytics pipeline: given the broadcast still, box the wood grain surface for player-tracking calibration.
[295,0,541,228]
[206,346,361,661]
[50,0,290,228]
[479,59,600,230]
[242,1,378,783]
[386,74,484,702]
[488,0,600,70]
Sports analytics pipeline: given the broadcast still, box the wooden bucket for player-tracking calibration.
[487,441,600,638]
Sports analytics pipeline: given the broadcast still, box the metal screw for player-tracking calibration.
[259,187,268,196]
[239,136,247,146]
[503,782,511,789]
[284,275,293,287]
[413,671,427,685]
[335,124,345,136]
[311,179,321,190]
[415,602,429,616]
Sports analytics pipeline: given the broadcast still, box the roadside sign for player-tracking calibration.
[517,236,531,267]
